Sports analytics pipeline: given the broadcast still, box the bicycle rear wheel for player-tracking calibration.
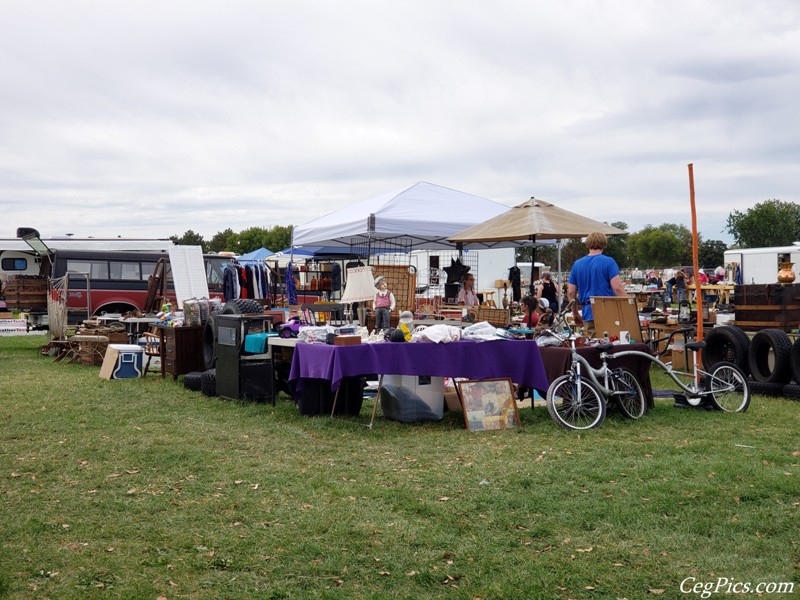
[610,367,647,419]
[706,362,750,412]
[546,375,606,430]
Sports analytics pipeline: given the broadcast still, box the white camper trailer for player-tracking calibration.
[723,244,800,285]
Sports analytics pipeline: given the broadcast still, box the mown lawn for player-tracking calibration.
[1,335,798,599]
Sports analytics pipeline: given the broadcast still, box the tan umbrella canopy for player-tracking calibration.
[449,197,626,245]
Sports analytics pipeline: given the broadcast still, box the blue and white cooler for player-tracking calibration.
[107,344,144,379]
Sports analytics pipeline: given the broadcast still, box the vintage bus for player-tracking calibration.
[4,249,228,328]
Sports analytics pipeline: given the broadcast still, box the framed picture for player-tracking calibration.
[456,378,521,432]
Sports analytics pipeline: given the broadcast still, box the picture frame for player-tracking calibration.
[456,378,521,432]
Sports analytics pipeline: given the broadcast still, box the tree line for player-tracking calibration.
[170,199,800,271]
[170,225,293,256]
[521,200,800,271]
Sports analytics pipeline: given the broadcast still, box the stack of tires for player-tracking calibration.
[703,325,800,398]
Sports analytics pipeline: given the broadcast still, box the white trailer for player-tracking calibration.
[723,244,800,284]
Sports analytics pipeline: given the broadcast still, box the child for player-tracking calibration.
[373,278,396,331]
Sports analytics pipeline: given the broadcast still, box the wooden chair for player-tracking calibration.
[301,303,347,326]
[141,329,162,375]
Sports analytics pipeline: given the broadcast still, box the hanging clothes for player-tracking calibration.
[286,262,298,305]
[508,266,521,302]
[331,263,342,292]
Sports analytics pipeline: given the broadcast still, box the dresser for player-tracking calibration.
[156,325,204,380]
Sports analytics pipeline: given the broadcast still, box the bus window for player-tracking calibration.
[109,261,142,280]
[141,262,157,281]
[1,257,28,271]
[205,257,227,292]
[67,260,109,279]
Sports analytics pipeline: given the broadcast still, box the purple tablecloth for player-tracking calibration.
[288,339,549,392]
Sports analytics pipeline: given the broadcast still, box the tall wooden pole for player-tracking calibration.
[689,163,703,373]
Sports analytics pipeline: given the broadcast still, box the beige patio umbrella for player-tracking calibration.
[449,197,626,296]
[448,197,625,245]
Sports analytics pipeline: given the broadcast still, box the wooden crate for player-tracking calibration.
[79,339,109,366]
[475,307,510,327]
[733,283,800,331]
[4,275,48,309]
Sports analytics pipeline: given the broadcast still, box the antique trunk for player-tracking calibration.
[733,284,800,331]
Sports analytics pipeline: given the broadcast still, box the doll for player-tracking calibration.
[373,278,396,331]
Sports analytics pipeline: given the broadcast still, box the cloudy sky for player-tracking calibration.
[1,1,798,246]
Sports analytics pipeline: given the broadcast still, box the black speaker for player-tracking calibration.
[239,361,273,403]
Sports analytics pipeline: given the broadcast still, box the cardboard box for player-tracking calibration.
[107,332,129,344]
[334,335,361,346]
[444,388,463,412]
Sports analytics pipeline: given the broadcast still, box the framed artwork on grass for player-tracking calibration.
[456,378,521,432]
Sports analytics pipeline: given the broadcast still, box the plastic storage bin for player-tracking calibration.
[382,375,444,419]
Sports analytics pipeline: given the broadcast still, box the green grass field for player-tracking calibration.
[1,335,798,599]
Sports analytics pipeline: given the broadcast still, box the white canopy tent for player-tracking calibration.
[291,181,530,251]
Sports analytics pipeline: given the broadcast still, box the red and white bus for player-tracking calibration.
[50,249,227,316]
[4,248,228,329]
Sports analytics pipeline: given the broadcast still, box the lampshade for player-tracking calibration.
[340,266,377,304]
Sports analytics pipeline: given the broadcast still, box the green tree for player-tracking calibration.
[207,228,236,253]
[170,230,207,252]
[262,225,293,254]
[605,222,629,267]
[226,225,293,255]
[627,224,694,267]
[725,199,800,248]
[698,239,728,268]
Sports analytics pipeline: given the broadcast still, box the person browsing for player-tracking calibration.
[567,232,628,337]
[536,271,559,312]
[457,273,479,306]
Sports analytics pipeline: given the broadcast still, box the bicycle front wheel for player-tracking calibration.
[610,367,647,419]
[546,375,606,430]
[706,362,751,412]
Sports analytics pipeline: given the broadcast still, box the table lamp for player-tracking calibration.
[340,266,377,324]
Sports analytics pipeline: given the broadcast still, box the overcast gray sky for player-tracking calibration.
[1,1,798,246]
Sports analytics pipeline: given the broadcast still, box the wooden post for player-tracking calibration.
[688,163,703,375]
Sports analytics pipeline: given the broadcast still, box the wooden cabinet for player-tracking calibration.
[156,325,204,380]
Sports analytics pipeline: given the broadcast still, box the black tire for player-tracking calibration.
[747,329,792,384]
[222,299,263,315]
[748,380,784,397]
[789,338,800,384]
[200,368,217,397]
[706,362,750,412]
[183,371,203,391]
[779,383,800,400]
[546,375,606,430]
[610,367,647,419]
[280,327,294,339]
[702,326,750,374]
[202,313,218,370]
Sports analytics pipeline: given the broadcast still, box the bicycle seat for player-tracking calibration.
[685,340,706,351]
[596,343,615,352]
